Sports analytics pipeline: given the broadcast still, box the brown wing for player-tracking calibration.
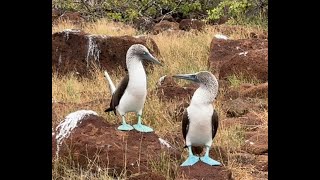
[211,109,219,139]
[182,109,189,142]
[105,75,129,115]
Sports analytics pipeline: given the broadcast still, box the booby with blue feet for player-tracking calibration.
[173,71,221,166]
[104,44,162,133]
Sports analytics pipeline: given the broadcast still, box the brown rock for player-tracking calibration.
[255,155,268,171]
[52,129,57,159]
[224,83,268,100]
[56,113,163,176]
[158,137,183,160]
[242,129,268,155]
[222,98,250,117]
[221,112,265,131]
[231,153,256,165]
[208,38,268,74]
[152,20,180,35]
[52,30,161,77]
[219,49,268,82]
[179,19,205,31]
[179,163,233,180]
[154,76,198,101]
[128,172,166,180]
[133,17,155,32]
[242,82,268,98]
[52,99,109,124]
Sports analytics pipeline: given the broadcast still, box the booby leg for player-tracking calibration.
[117,115,134,131]
[133,115,153,133]
[200,146,221,166]
[181,146,199,166]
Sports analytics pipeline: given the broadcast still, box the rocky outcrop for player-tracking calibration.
[52,29,161,77]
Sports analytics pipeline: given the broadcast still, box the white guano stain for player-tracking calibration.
[158,138,172,148]
[55,110,98,156]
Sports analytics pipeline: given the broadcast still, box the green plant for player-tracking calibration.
[207,0,268,28]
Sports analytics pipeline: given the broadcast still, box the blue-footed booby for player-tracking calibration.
[104,44,162,133]
[172,71,221,166]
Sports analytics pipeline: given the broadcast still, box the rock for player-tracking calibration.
[133,17,155,32]
[251,170,268,180]
[242,82,268,98]
[219,48,268,82]
[221,112,265,131]
[158,137,183,160]
[208,38,268,74]
[55,111,164,176]
[152,20,180,35]
[255,155,268,171]
[52,129,57,159]
[128,172,166,180]
[52,99,109,124]
[52,30,161,77]
[231,153,256,165]
[242,129,268,155]
[224,83,268,100]
[178,163,233,180]
[154,76,198,101]
[222,98,250,117]
[179,19,205,31]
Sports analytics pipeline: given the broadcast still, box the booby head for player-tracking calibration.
[173,71,218,88]
[126,44,162,66]
[173,71,218,101]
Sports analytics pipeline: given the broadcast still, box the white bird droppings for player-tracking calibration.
[86,35,101,67]
[55,110,98,155]
[159,138,172,148]
[239,51,248,56]
[157,75,167,86]
[214,34,228,40]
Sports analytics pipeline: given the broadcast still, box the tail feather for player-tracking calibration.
[104,70,116,94]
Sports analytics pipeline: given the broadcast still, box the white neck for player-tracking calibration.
[191,86,214,106]
[126,57,147,90]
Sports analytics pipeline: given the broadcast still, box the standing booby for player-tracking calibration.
[104,44,162,133]
[172,71,221,166]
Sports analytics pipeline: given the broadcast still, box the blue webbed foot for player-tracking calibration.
[200,155,221,166]
[117,124,134,131]
[133,123,153,133]
[181,155,199,166]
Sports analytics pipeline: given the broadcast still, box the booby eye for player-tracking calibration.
[143,51,147,55]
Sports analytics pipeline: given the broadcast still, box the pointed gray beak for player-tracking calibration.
[144,53,162,66]
[172,73,200,83]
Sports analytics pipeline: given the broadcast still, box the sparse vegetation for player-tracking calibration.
[52,0,267,29]
[52,17,267,179]
[227,73,261,88]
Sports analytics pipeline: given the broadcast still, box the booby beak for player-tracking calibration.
[172,73,200,83]
[144,53,163,66]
